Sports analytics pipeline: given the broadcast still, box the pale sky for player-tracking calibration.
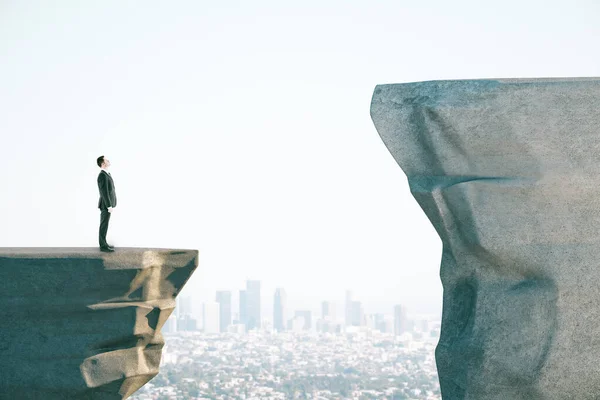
[1,1,599,319]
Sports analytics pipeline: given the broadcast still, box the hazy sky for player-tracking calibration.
[2,1,599,318]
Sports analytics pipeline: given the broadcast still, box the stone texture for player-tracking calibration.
[0,247,198,399]
[370,78,600,399]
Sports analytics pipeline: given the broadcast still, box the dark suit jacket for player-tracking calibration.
[97,170,117,209]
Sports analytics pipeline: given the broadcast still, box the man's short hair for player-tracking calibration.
[97,155,105,167]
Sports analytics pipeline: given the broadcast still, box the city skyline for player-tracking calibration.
[171,278,439,336]
[187,279,442,317]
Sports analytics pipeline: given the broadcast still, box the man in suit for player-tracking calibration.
[97,155,117,252]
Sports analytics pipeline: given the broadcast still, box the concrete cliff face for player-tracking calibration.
[0,248,198,399]
[370,78,600,399]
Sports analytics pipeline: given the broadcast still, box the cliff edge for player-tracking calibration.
[0,247,198,399]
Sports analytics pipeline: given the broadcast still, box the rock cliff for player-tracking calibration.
[371,78,600,399]
[0,247,198,399]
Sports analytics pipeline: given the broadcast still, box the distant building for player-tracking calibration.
[382,317,394,334]
[239,290,247,327]
[287,316,305,332]
[241,280,261,331]
[394,304,408,335]
[216,290,232,333]
[345,290,353,327]
[273,288,287,332]
[261,319,273,332]
[191,299,203,325]
[227,323,246,334]
[294,310,312,330]
[366,314,376,330]
[317,318,342,333]
[203,302,220,334]
[349,301,364,326]
[177,314,197,331]
[321,301,336,321]
[178,295,193,317]
[373,313,386,333]
[163,313,178,333]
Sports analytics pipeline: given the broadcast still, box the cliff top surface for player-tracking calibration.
[0,248,199,269]
[0,247,197,256]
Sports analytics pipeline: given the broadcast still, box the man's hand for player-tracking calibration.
[108,207,114,213]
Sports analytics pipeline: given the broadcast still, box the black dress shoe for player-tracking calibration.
[100,247,115,252]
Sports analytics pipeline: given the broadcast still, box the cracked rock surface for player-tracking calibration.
[0,247,198,399]
[371,78,600,399]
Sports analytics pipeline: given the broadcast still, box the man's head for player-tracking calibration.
[97,155,110,169]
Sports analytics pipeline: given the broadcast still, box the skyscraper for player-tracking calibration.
[374,313,386,333]
[394,304,408,335]
[345,290,353,327]
[215,290,232,333]
[176,296,197,330]
[274,288,287,332]
[179,295,192,317]
[239,290,247,327]
[321,301,335,320]
[163,313,177,333]
[350,301,364,326]
[245,280,261,330]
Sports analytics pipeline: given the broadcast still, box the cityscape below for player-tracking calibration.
[167,280,442,337]
[129,280,443,398]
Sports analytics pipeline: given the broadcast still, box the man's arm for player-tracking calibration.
[98,173,113,208]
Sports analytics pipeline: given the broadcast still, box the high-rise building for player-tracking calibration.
[287,316,305,332]
[175,296,181,319]
[215,290,232,333]
[345,290,353,326]
[261,319,273,332]
[203,302,220,334]
[245,280,261,330]
[350,301,364,326]
[294,310,312,330]
[317,318,342,333]
[374,313,387,333]
[177,314,197,331]
[228,323,246,334]
[163,313,178,333]
[366,314,376,330]
[177,295,199,330]
[239,290,247,327]
[321,301,336,320]
[179,295,193,317]
[274,288,287,332]
[394,304,408,335]
[382,317,394,334]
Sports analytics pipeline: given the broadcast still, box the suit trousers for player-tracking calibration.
[99,208,111,248]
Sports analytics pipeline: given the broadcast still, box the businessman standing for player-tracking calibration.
[97,155,117,252]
